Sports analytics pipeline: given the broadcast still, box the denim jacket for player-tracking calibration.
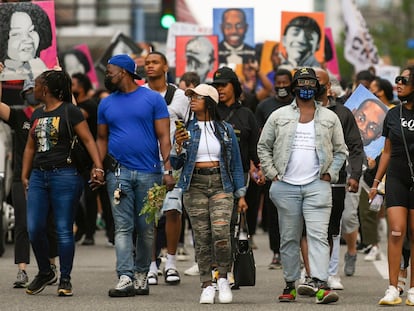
[170,118,246,198]
[257,99,347,183]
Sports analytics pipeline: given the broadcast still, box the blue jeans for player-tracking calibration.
[106,166,162,279]
[269,178,332,283]
[27,168,83,279]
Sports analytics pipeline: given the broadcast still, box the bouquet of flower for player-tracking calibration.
[140,183,167,226]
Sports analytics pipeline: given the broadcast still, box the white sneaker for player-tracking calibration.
[379,285,402,305]
[217,278,233,303]
[176,247,190,261]
[328,275,344,290]
[364,245,381,261]
[406,287,414,305]
[200,285,215,304]
[184,263,199,276]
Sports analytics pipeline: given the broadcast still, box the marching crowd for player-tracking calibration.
[0,47,413,306]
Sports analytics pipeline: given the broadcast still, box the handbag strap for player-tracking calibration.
[400,104,414,184]
[235,211,250,238]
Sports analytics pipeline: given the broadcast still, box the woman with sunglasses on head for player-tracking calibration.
[171,84,247,304]
[369,67,414,306]
[21,69,104,297]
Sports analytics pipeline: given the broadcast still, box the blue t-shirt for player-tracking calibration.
[98,87,169,172]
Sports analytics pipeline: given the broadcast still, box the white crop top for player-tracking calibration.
[195,121,221,162]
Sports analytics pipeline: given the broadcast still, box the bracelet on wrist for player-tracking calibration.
[370,187,378,191]
[374,178,381,183]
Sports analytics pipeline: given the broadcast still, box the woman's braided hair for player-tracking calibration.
[39,69,73,102]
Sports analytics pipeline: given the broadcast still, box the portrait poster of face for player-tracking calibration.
[96,32,142,73]
[213,8,255,67]
[166,22,212,68]
[344,84,389,159]
[279,11,325,70]
[59,44,100,88]
[175,35,218,83]
[324,27,341,81]
[0,1,57,81]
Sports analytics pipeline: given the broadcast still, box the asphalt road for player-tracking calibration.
[0,227,390,311]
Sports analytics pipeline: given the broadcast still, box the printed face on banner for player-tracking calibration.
[176,35,218,83]
[0,1,57,81]
[59,44,100,88]
[279,12,325,71]
[344,84,389,159]
[213,8,256,67]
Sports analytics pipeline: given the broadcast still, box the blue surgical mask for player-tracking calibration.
[297,87,316,100]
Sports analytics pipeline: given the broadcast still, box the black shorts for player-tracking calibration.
[385,174,414,209]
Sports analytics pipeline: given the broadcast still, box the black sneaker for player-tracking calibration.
[108,275,135,297]
[58,278,73,296]
[134,272,149,295]
[279,286,296,302]
[26,270,56,295]
[297,277,318,297]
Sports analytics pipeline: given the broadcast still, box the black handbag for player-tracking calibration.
[65,104,92,174]
[233,211,256,287]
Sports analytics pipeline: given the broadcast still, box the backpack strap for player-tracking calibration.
[164,84,177,105]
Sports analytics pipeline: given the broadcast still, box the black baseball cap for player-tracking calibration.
[212,67,239,84]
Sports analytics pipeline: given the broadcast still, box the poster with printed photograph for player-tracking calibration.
[175,35,218,83]
[0,1,57,81]
[59,44,100,88]
[344,84,389,159]
[279,11,325,71]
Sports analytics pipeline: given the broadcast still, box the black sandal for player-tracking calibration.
[164,268,181,285]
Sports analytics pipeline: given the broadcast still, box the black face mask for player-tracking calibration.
[25,93,39,106]
[72,91,80,99]
[104,76,118,93]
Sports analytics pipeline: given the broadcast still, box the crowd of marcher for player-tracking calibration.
[0,36,413,306]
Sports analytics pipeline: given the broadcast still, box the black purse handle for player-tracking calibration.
[234,211,250,239]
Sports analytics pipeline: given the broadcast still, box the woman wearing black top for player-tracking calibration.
[21,70,104,297]
[369,67,414,306]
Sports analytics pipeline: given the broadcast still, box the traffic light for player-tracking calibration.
[160,0,176,29]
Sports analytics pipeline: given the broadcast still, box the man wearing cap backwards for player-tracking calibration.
[143,51,190,286]
[257,67,347,304]
[96,54,175,297]
[0,64,59,289]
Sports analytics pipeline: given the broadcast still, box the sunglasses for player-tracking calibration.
[395,76,410,85]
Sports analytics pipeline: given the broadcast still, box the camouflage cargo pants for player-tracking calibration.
[183,173,233,283]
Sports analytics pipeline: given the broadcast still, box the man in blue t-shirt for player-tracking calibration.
[97,54,175,298]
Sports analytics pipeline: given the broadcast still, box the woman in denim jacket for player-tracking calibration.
[171,84,247,304]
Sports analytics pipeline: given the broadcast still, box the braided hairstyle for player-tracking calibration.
[39,69,73,102]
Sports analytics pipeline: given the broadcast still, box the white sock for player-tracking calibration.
[150,261,158,274]
[166,254,176,271]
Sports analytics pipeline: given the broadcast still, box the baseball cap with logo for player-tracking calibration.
[212,66,239,84]
[185,83,219,104]
[108,54,141,79]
